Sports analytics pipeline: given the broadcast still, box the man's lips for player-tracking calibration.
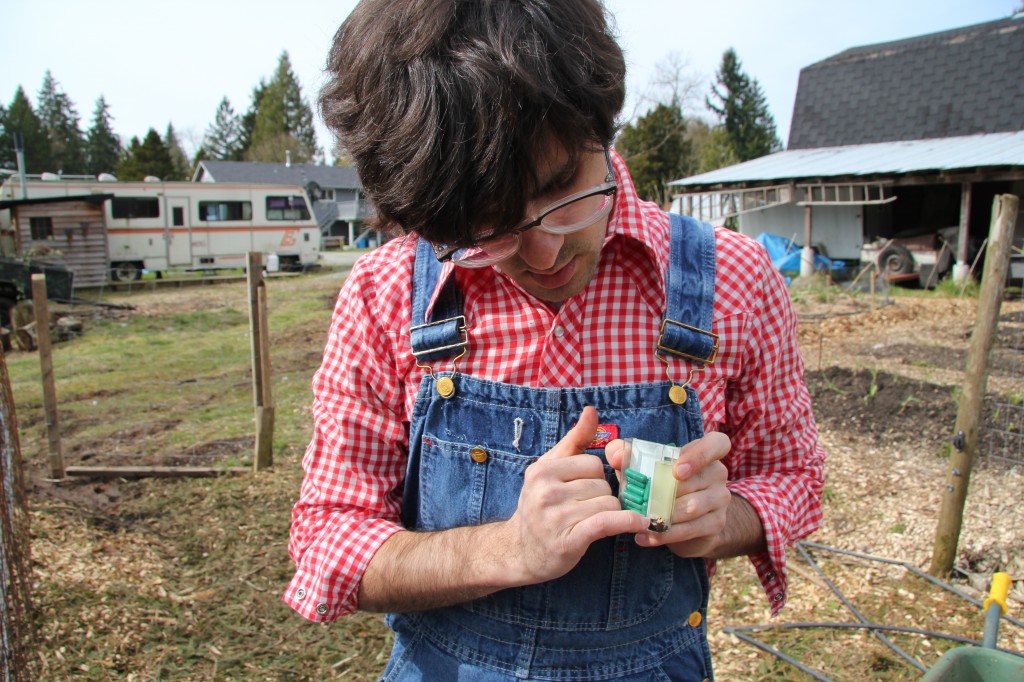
[526,257,578,289]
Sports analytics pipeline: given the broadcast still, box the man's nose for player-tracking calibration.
[517,228,565,270]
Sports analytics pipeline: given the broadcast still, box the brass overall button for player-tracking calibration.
[436,376,455,398]
[470,447,488,463]
[688,611,703,627]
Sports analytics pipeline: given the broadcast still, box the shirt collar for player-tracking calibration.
[604,149,671,276]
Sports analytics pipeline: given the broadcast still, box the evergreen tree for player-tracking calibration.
[0,87,53,173]
[201,96,243,160]
[247,52,319,163]
[37,70,88,174]
[85,96,122,176]
[237,81,267,159]
[280,55,318,159]
[706,48,781,162]
[0,104,8,170]
[165,123,191,180]
[615,101,694,205]
[116,128,175,181]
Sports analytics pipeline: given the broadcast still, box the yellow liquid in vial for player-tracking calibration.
[648,460,677,530]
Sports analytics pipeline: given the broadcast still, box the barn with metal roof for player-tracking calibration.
[670,14,1024,284]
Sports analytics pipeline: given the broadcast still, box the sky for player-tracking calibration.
[2,0,1019,164]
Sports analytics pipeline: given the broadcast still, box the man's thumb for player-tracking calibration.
[545,405,599,458]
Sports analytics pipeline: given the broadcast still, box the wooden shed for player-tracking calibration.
[0,194,113,289]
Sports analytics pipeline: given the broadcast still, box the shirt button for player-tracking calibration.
[773,593,784,603]
[688,611,703,627]
[316,603,329,615]
[766,571,776,582]
[553,326,565,338]
[296,588,306,599]
[470,447,488,463]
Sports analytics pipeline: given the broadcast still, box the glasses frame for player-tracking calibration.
[432,148,617,265]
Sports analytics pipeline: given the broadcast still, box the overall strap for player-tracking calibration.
[658,213,718,365]
[410,238,468,361]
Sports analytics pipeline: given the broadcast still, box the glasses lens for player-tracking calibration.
[539,192,614,234]
[449,232,520,268]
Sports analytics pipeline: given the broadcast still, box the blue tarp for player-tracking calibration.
[754,233,845,277]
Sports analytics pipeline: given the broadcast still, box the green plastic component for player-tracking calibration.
[625,469,649,485]
[622,489,648,506]
[621,498,646,513]
[919,646,1024,681]
[621,468,651,514]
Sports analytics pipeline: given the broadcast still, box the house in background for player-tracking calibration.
[193,159,375,248]
[670,13,1024,285]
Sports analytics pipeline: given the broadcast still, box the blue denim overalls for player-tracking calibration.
[383,214,718,681]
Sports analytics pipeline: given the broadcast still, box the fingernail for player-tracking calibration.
[675,462,691,479]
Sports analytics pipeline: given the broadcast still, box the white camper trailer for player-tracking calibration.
[0,176,321,283]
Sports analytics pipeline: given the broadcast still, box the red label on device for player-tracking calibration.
[587,424,619,449]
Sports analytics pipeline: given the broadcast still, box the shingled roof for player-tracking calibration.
[193,160,363,190]
[788,14,1024,150]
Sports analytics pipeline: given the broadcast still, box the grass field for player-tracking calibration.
[5,266,1021,680]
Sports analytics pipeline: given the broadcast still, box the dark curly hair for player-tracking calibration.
[320,0,625,246]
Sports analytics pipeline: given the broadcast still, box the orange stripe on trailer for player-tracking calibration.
[107,225,312,235]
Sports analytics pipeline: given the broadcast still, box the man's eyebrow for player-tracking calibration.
[533,159,577,198]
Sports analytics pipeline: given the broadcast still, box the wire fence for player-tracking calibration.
[981,285,1024,467]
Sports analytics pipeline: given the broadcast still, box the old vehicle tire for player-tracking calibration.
[111,261,142,282]
[878,244,915,276]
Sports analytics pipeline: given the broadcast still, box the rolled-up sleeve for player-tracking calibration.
[718,235,826,615]
[285,253,413,621]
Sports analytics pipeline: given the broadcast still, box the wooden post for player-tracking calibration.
[870,270,876,312]
[31,275,64,479]
[1,343,33,680]
[247,253,274,471]
[954,182,973,283]
[930,194,1019,577]
[800,205,815,278]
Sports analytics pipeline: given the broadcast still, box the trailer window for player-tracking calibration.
[111,197,161,219]
[266,196,310,221]
[29,217,54,240]
[199,201,252,221]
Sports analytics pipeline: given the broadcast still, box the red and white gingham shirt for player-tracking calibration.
[286,151,825,621]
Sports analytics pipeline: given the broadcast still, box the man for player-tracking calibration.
[286,1,825,679]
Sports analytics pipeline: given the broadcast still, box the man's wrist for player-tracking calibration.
[709,492,767,559]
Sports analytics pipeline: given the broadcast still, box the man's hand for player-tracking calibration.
[359,406,647,613]
[607,432,762,559]
[501,406,649,586]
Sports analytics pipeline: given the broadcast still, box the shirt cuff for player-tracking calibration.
[727,481,796,616]
[283,519,403,621]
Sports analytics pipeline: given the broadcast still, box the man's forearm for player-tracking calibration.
[707,492,767,559]
[356,522,519,613]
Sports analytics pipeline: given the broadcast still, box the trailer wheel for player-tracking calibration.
[878,244,915,276]
[111,261,142,282]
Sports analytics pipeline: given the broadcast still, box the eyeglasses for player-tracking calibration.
[431,148,617,268]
